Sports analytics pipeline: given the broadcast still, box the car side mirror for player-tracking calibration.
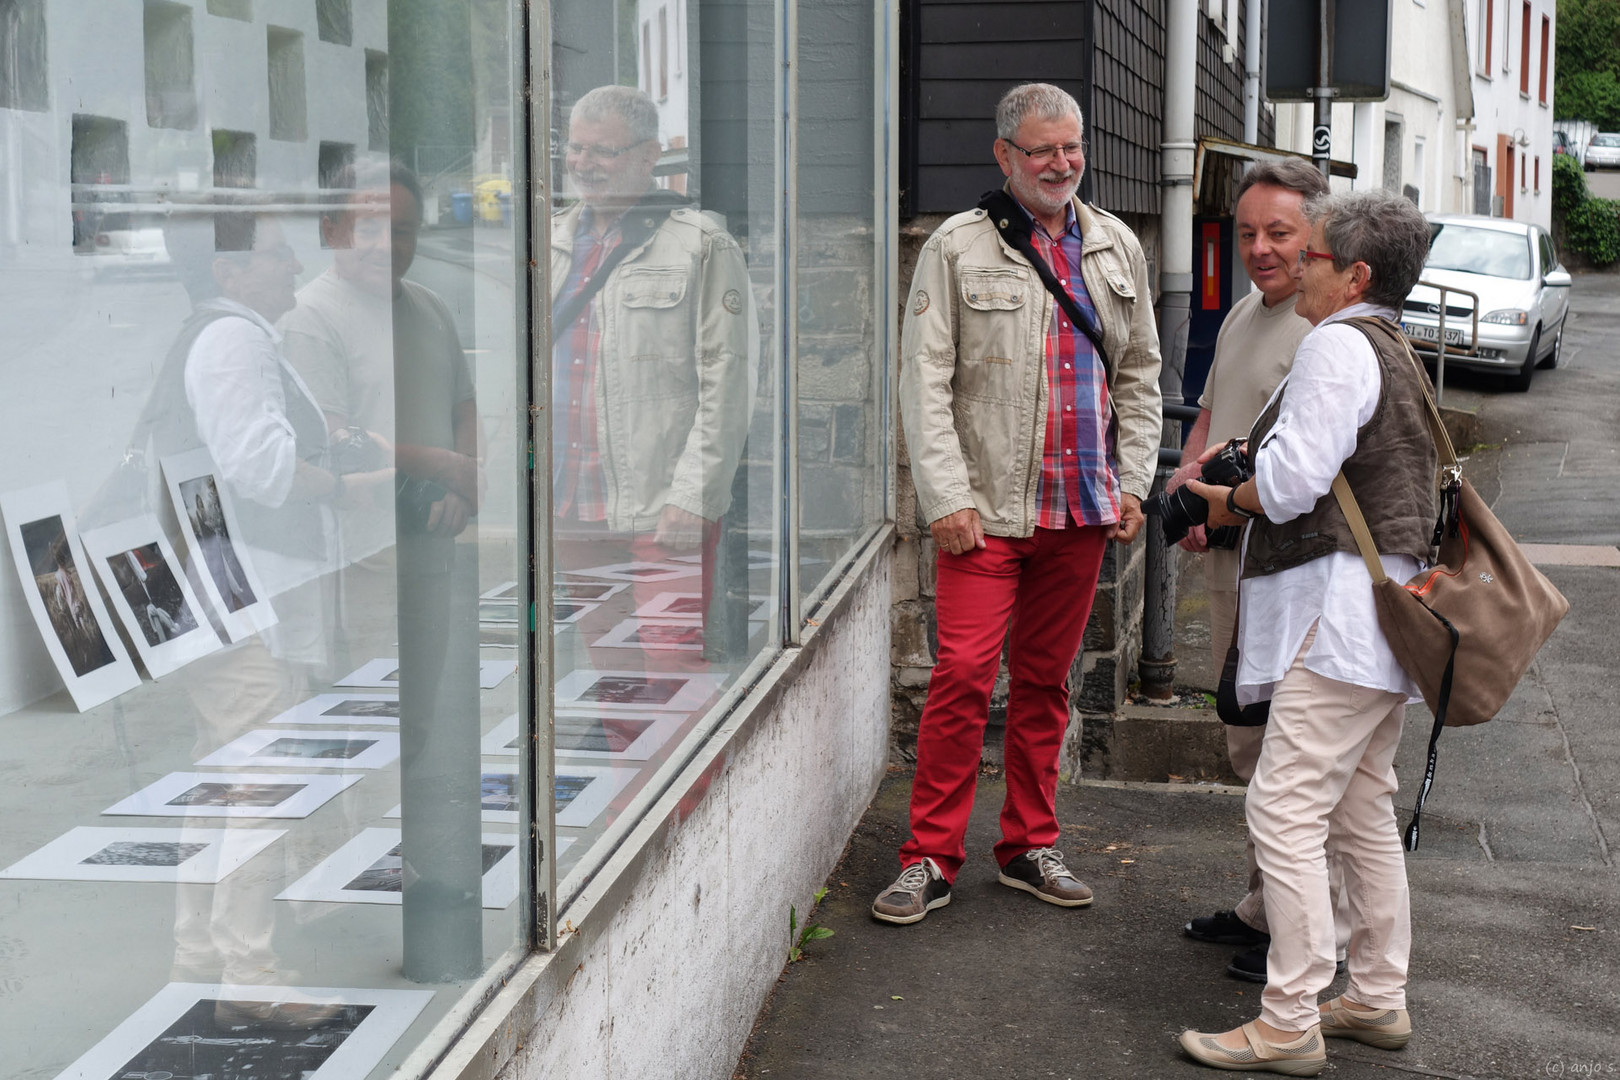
[1544,268,1572,288]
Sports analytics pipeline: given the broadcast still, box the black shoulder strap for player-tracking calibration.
[976,189,1110,372]
[553,190,687,333]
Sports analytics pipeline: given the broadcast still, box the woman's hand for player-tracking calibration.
[1186,477,1258,531]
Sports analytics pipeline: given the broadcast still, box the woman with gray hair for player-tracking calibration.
[1177,189,1437,1075]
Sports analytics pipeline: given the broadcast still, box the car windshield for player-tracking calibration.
[1594,134,1620,147]
[1425,224,1532,279]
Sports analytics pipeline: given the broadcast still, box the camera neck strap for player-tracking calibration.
[553,189,687,333]
[977,188,1110,372]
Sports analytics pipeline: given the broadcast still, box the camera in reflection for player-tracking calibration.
[1143,438,1253,547]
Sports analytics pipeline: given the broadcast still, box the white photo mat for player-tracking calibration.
[385,764,634,828]
[563,560,701,583]
[554,580,628,602]
[103,772,362,820]
[336,657,517,690]
[161,447,278,643]
[554,668,726,714]
[81,514,222,678]
[270,693,400,726]
[479,580,519,600]
[592,616,705,652]
[482,710,683,761]
[196,729,401,771]
[0,826,284,884]
[276,827,524,909]
[0,482,142,711]
[552,599,599,625]
[49,981,433,1080]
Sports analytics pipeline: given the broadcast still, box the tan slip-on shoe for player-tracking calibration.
[1178,1021,1326,1076]
[1318,996,1412,1050]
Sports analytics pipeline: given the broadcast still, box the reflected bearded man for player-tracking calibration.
[874,83,1162,924]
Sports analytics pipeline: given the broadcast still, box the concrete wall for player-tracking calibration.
[467,540,892,1080]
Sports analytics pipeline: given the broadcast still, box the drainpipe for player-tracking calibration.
[1244,0,1261,144]
[1140,0,1198,700]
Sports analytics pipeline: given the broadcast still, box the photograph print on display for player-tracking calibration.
[0,483,141,711]
[47,981,432,1080]
[632,591,706,619]
[81,515,222,678]
[554,580,627,603]
[385,765,633,827]
[563,560,702,583]
[554,668,726,714]
[269,693,400,726]
[482,710,681,761]
[195,729,400,771]
[276,828,527,909]
[102,772,362,819]
[592,616,705,652]
[336,657,517,690]
[162,447,277,642]
[0,826,284,884]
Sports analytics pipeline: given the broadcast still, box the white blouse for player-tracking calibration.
[1235,302,1425,705]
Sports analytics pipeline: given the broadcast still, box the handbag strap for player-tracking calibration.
[1330,472,1388,585]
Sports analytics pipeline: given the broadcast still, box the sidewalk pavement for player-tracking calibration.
[735,278,1620,1080]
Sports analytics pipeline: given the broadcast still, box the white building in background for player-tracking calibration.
[1270,0,1555,231]
[635,0,690,192]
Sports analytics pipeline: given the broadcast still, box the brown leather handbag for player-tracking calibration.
[1331,343,1569,850]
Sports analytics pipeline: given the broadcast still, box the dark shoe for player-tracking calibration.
[997,846,1093,907]
[1318,995,1411,1050]
[1228,945,1348,983]
[871,858,951,925]
[1185,908,1270,946]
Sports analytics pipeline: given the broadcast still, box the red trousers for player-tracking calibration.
[899,526,1108,882]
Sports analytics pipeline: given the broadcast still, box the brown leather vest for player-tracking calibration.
[1241,316,1437,580]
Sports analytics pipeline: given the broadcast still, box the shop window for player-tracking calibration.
[365,49,388,150]
[268,26,307,141]
[212,128,256,186]
[0,0,48,112]
[206,0,250,18]
[143,0,197,130]
[317,0,351,45]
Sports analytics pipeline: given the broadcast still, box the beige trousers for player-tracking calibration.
[1246,627,1412,1031]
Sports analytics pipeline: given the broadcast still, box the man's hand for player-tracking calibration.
[1108,493,1144,544]
[655,505,708,551]
[425,489,473,537]
[930,508,986,556]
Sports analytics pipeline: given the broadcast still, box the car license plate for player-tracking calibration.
[1402,322,1466,346]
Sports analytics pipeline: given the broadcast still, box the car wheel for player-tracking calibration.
[1508,327,1539,392]
[1538,319,1563,370]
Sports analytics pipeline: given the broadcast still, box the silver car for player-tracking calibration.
[1399,214,1571,392]
[1585,132,1620,170]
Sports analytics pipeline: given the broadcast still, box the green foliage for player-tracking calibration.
[1565,197,1620,266]
[788,887,835,963]
[1556,0,1620,121]
[1553,151,1590,215]
[1557,69,1620,126]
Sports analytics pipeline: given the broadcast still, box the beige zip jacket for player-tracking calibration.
[551,200,757,533]
[899,196,1163,536]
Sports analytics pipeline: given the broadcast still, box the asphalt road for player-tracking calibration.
[1583,166,1620,199]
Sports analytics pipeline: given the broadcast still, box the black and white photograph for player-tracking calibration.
[269,693,401,726]
[553,599,600,625]
[384,765,631,827]
[0,483,141,711]
[564,560,702,583]
[276,828,521,909]
[48,981,432,1080]
[0,826,284,884]
[484,710,681,761]
[102,772,362,819]
[554,668,726,714]
[554,580,627,603]
[593,616,706,652]
[195,729,400,771]
[82,515,222,678]
[336,657,518,690]
[162,447,277,642]
[632,591,707,619]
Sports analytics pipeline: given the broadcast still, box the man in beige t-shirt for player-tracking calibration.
[1169,158,1332,980]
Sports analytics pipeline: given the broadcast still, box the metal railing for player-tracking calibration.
[1403,280,1481,405]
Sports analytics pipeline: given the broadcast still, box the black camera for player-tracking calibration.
[1142,438,1253,547]
[328,426,388,475]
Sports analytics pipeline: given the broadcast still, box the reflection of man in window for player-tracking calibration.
[551,85,756,656]
[281,162,480,560]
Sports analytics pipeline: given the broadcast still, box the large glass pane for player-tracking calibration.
[0,0,533,1075]
[795,0,883,606]
[548,0,781,899]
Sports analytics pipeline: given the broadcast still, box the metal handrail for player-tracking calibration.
[1404,280,1481,404]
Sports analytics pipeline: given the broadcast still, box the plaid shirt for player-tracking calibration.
[552,208,620,522]
[1024,204,1121,529]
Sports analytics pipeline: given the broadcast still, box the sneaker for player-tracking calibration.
[1178,1021,1326,1076]
[1318,995,1412,1050]
[997,847,1093,907]
[1228,944,1348,984]
[871,858,951,924]
[1185,908,1270,946]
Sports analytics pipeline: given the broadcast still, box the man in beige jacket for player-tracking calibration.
[873,83,1162,924]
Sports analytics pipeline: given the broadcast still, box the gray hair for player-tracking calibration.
[570,84,660,146]
[995,83,1084,142]
[1304,189,1431,308]
[1234,157,1329,204]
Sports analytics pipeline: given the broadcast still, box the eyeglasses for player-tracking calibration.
[566,139,651,160]
[1003,139,1086,166]
[1297,249,1337,269]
